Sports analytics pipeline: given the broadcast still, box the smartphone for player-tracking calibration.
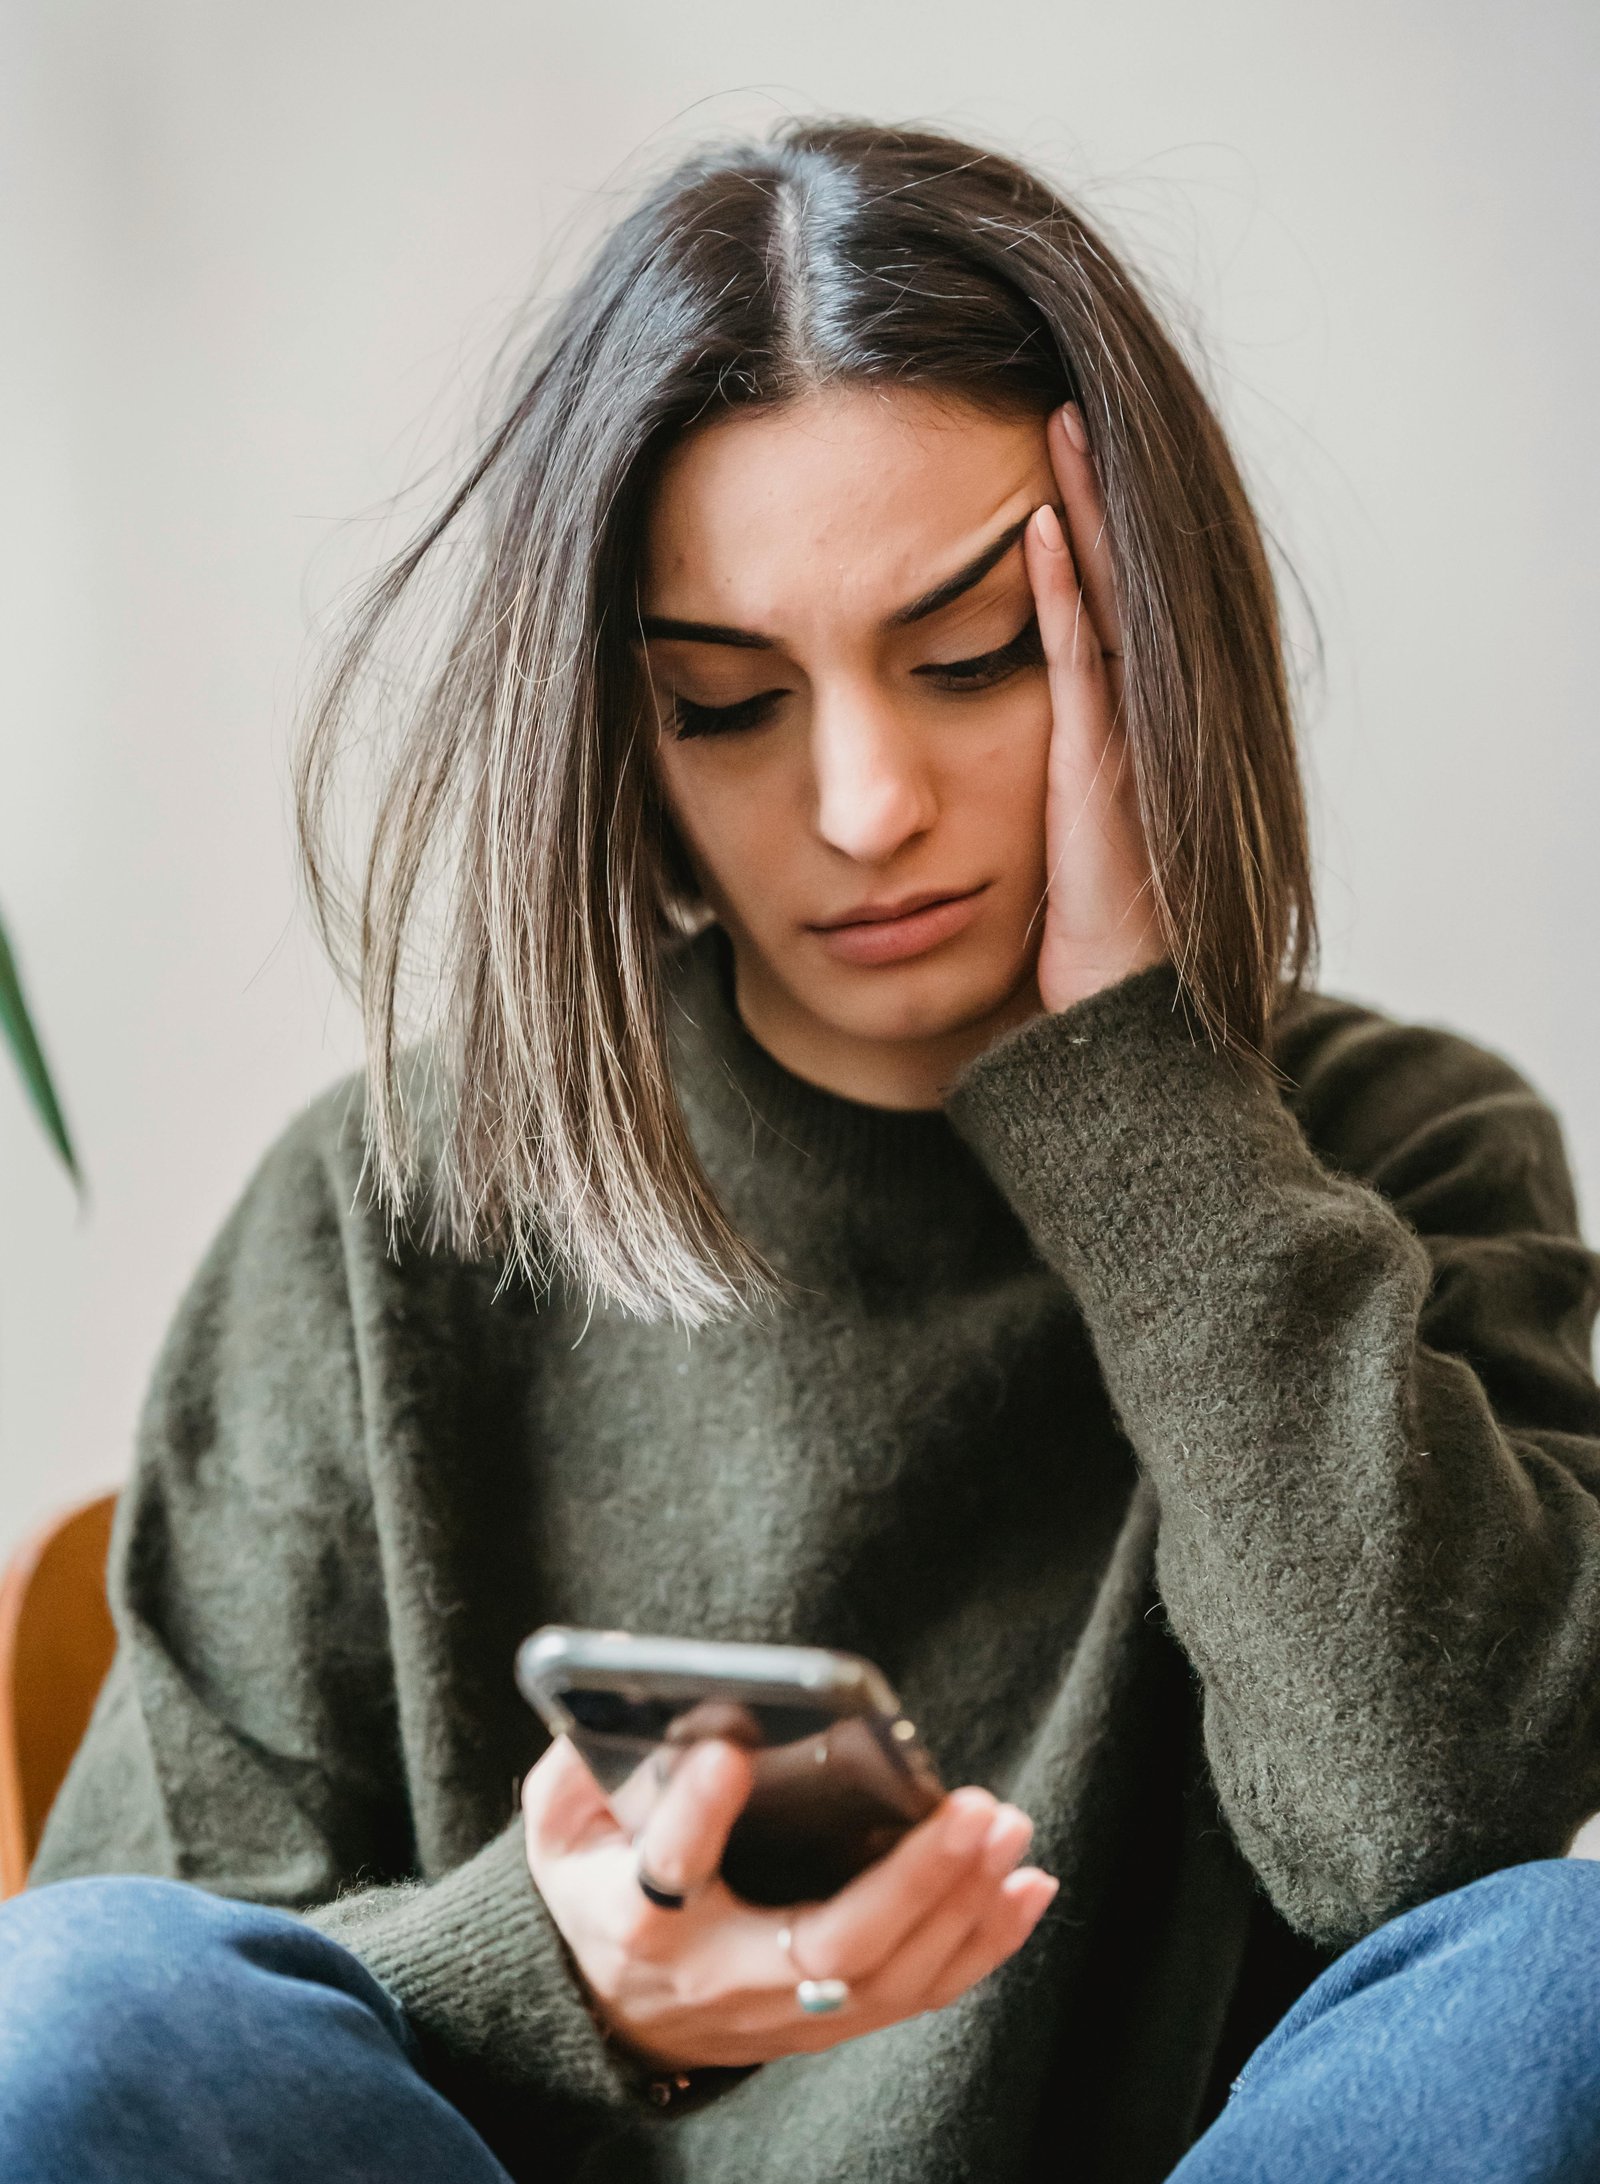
[516,1626,946,1907]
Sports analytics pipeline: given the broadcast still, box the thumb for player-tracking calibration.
[634,1737,757,1899]
[521,1735,625,1858]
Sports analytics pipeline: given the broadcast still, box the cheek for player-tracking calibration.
[652,744,802,896]
[941,690,1052,865]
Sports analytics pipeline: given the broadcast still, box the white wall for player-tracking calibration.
[3,0,1596,1558]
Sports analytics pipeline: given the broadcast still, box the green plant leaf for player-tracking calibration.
[0,905,81,1185]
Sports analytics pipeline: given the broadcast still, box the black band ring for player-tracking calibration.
[636,1859,690,1911]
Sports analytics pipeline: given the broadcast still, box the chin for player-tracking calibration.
[808,944,1035,1047]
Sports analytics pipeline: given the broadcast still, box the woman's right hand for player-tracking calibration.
[521,1735,1058,2073]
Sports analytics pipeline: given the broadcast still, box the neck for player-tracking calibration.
[727,941,1044,1111]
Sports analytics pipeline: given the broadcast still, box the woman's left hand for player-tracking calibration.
[1023,405,1168,1015]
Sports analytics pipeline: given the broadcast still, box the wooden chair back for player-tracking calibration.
[0,1492,118,1897]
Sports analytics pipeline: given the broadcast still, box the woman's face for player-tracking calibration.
[640,384,1059,1106]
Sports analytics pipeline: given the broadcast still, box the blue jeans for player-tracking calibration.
[4,1862,1600,2182]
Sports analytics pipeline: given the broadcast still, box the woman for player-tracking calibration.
[8,116,1600,2184]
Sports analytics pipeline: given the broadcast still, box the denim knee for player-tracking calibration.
[0,1873,408,2049]
[1244,1856,1600,2082]
[0,1874,415,2168]
[1198,1859,1600,2184]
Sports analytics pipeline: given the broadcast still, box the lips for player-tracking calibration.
[806,884,989,968]
[809,886,979,931]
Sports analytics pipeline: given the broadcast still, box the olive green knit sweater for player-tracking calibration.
[31,926,1600,2183]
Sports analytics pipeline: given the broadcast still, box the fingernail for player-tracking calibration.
[1058,402,1088,453]
[983,1806,1033,1867]
[1032,503,1066,553]
[945,1793,995,1855]
[1006,1866,1058,1904]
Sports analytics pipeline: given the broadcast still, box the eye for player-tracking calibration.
[667,689,787,742]
[660,614,1046,741]
[915,614,1046,691]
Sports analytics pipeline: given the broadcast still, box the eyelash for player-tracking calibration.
[666,615,1046,742]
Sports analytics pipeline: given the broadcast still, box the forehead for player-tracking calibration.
[640,385,1051,628]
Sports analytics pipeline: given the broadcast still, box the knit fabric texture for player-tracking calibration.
[30,923,1600,2183]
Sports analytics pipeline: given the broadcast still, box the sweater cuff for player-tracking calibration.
[303,1819,649,2122]
[943,960,1324,1310]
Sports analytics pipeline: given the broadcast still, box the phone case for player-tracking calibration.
[516,1626,945,1905]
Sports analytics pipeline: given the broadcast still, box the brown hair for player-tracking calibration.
[294,117,1318,1326]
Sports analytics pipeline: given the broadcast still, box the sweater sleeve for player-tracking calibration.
[26,1092,654,2148]
[944,961,1600,1947]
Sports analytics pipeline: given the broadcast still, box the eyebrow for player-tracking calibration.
[636,511,1036,650]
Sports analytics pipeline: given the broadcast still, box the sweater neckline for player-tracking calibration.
[666,922,983,1190]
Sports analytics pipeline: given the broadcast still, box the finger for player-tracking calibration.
[1025,505,1131,848]
[633,1736,756,1899]
[521,1735,626,1858]
[787,1788,1004,1983]
[920,1867,1058,2012]
[1025,502,1108,693]
[711,1819,1037,2058]
[1047,402,1123,660]
[859,1804,1036,2013]
[664,1700,763,1747]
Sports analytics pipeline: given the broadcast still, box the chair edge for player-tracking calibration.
[0,1490,119,1898]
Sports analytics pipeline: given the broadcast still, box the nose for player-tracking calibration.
[810,690,938,865]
